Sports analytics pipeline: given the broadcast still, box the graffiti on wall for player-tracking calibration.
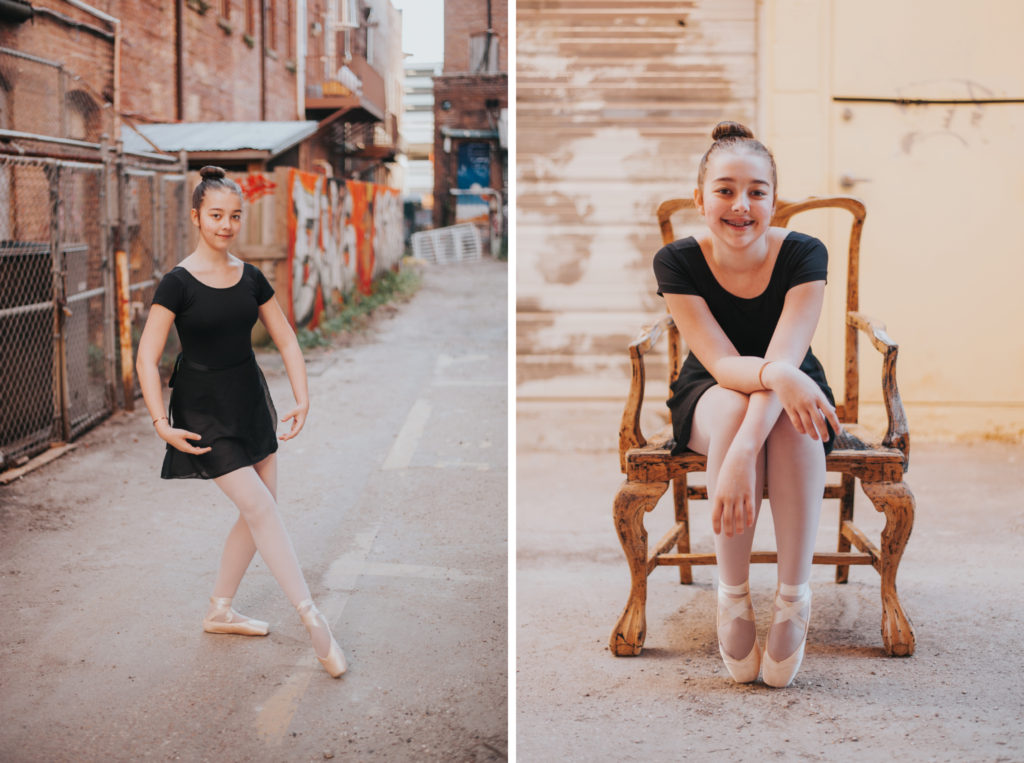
[285,169,402,328]
[240,173,277,203]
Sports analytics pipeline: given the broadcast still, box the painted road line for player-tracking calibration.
[432,378,506,387]
[255,523,381,744]
[381,398,431,471]
[325,560,489,583]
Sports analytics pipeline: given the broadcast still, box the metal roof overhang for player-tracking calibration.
[120,121,320,160]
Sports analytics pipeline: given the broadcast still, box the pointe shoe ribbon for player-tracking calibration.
[297,599,347,678]
[202,596,269,636]
[762,582,811,688]
[716,580,761,684]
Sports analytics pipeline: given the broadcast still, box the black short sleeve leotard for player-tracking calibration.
[152,262,280,479]
[652,231,835,455]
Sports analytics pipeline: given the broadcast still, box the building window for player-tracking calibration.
[220,0,229,19]
[470,32,499,74]
[245,0,255,36]
[65,90,100,142]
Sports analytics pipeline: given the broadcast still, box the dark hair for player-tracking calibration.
[697,121,778,191]
[191,165,243,211]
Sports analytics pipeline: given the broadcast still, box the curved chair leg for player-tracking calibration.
[861,478,917,656]
[609,479,670,656]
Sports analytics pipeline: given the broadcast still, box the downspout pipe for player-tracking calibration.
[176,0,185,120]
[64,0,121,137]
[296,0,306,119]
[260,0,268,119]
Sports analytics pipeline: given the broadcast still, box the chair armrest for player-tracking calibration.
[847,311,910,468]
[618,314,674,472]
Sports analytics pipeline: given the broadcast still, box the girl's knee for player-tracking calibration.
[768,414,826,460]
[237,495,276,524]
[709,387,750,430]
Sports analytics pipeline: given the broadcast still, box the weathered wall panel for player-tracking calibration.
[516,0,759,398]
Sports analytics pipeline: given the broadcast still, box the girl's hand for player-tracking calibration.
[279,403,309,441]
[763,362,841,442]
[713,447,758,538]
[155,421,211,455]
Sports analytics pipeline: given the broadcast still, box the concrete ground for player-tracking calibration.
[0,258,508,762]
[517,400,1024,762]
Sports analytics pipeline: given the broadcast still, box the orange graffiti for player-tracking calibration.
[239,173,278,203]
[286,170,401,327]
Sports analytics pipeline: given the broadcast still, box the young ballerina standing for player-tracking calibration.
[136,166,346,678]
[653,122,842,687]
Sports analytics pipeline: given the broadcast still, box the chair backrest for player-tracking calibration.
[655,196,867,425]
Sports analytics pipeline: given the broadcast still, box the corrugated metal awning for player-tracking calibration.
[121,121,319,160]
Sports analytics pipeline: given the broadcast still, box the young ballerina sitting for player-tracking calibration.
[652,121,842,687]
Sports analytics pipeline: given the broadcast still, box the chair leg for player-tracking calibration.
[836,474,856,583]
[609,479,669,656]
[672,477,692,584]
[861,478,917,657]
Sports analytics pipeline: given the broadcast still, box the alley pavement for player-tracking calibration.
[0,258,508,762]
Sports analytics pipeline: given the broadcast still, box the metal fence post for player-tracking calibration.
[99,134,116,409]
[112,139,127,410]
[48,162,71,442]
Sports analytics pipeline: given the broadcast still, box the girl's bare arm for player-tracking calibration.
[258,296,309,441]
[135,305,211,454]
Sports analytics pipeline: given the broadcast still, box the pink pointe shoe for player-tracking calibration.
[202,596,269,636]
[297,599,347,678]
[762,582,812,688]
[716,580,761,683]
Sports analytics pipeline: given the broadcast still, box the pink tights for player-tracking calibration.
[209,454,330,657]
[688,386,824,662]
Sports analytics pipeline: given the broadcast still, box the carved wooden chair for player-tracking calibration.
[610,196,916,658]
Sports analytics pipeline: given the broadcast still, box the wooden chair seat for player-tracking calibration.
[610,196,917,660]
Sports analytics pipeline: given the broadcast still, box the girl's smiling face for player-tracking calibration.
[695,149,776,250]
[191,188,242,252]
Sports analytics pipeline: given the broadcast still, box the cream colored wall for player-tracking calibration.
[761,0,1024,441]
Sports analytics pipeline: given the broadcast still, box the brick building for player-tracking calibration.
[432,0,507,232]
[0,0,403,183]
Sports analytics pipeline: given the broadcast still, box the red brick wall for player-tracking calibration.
[432,73,507,227]
[1,1,301,127]
[0,3,116,137]
[443,0,508,74]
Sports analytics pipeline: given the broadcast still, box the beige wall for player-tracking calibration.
[762,0,1024,440]
[517,0,1024,443]
[517,0,759,405]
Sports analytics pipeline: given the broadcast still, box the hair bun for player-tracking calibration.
[199,165,227,180]
[712,121,754,141]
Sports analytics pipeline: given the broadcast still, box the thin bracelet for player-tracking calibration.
[153,416,168,426]
[757,361,773,390]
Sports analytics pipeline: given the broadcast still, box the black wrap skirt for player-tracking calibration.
[161,352,278,479]
[667,353,836,457]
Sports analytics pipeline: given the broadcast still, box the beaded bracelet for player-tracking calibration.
[757,361,773,390]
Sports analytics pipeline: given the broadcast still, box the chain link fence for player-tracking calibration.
[0,158,57,466]
[121,167,188,404]
[0,44,189,471]
[0,145,184,472]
